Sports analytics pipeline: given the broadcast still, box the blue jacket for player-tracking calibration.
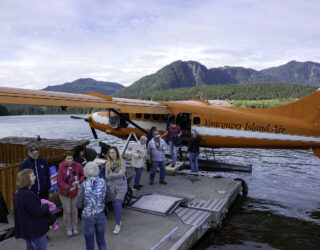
[19,157,51,198]
[13,188,49,241]
[76,176,106,217]
[147,138,168,162]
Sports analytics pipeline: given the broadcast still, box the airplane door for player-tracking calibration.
[176,113,191,138]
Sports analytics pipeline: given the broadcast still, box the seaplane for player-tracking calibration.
[1,86,320,161]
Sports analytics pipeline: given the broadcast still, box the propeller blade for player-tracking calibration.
[91,127,98,139]
[70,115,85,119]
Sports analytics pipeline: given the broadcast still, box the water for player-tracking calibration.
[1,115,319,249]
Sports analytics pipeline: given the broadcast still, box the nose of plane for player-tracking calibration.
[85,114,92,122]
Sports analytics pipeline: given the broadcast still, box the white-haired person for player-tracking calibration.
[105,146,127,234]
[76,161,107,250]
[188,129,202,173]
[131,135,148,190]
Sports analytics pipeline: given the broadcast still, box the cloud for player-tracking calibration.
[0,0,320,88]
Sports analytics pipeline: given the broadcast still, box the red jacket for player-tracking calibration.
[57,160,84,195]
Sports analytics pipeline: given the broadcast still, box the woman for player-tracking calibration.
[105,146,127,234]
[57,151,84,236]
[131,135,147,189]
[76,162,107,250]
[73,145,87,167]
[13,169,49,250]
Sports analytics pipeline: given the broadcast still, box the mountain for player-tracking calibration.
[114,60,320,97]
[261,60,320,86]
[43,78,124,96]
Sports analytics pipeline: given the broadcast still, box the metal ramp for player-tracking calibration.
[175,207,211,238]
[187,198,231,222]
[129,193,187,216]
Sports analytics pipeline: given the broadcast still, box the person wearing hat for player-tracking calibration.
[147,131,168,185]
[188,129,201,173]
[76,161,107,250]
[19,144,51,199]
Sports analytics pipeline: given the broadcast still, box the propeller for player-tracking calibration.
[91,127,98,139]
[70,115,98,139]
[70,115,85,119]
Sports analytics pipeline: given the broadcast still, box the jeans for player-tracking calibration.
[81,212,107,250]
[189,152,199,172]
[112,199,123,226]
[134,168,143,186]
[26,235,46,250]
[150,161,166,182]
[169,141,178,165]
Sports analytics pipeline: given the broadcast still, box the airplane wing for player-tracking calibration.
[0,87,172,114]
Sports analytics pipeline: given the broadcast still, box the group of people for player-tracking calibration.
[14,144,127,250]
[13,120,202,250]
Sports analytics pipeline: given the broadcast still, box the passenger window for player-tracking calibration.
[193,117,201,125]
[162,114,168,121]
[153,114,159,120]
[144,114,151,119]
[136,113,142,119]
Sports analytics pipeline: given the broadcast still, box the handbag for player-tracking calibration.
[106,182,116,202]
[46,211,57,226]
[68,187,78,199]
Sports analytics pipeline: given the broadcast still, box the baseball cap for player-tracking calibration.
[27,144,39,153]
[153,131,161,137]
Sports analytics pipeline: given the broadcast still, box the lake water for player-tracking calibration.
[1,115,319,249]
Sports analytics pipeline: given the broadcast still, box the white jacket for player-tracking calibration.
[131,141,147,168]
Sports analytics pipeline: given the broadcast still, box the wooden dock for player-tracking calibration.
[0,137,89,212]
[0,170,243,250]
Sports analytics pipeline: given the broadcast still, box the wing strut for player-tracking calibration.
[111,109,148,134]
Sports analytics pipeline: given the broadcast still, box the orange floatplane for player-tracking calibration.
[1,86,320,158]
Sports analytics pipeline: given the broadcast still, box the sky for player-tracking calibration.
[0,0,319,89]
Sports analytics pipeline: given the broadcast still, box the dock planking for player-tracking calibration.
[0,169,243,250]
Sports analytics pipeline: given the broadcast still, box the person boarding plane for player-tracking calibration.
[1,86,320,159]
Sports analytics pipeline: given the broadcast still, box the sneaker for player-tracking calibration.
[67,230,73,237]
[113,223,121,234]
[138,184,144,188]
[160,181,167,185]
[73,228,79,235]
[149,181,153,185]
[133,185,140,190]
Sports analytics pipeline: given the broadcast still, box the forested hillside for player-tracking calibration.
[114,83,317,101]
[43,78,124,95]
[115,60,320,97]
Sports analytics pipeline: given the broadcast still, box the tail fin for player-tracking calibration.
[269,88,320,124]
[270,88,320,158]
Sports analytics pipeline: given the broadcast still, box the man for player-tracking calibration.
[19,144,51,199]
[162,121,181,167]
[147,131,168,185]
[188,129,202,173]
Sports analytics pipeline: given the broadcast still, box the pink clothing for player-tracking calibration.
[57,160,84,196]
[167,126,181,141]
[41,199,56,211]
[41,199,58,231]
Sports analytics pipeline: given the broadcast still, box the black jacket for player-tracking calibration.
[188,135,201,153]
[13,188,49,241]
[19,157,51,198]
[0,191,8,223]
